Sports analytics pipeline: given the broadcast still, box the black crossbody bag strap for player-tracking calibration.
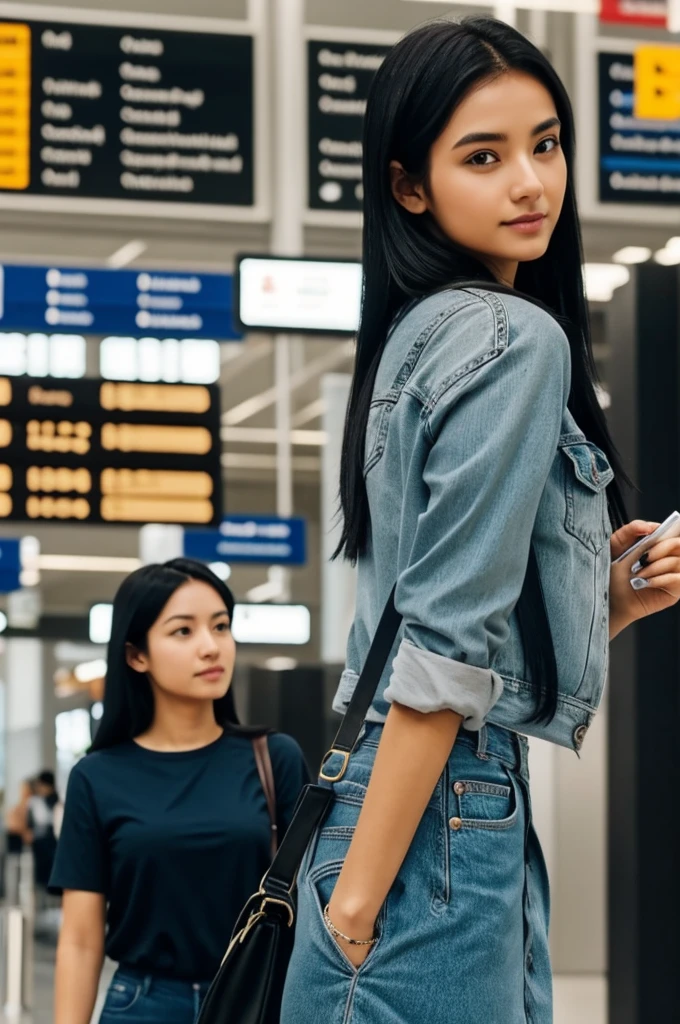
[259,585,401,903]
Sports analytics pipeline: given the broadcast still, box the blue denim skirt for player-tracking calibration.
[281,721,551,1024]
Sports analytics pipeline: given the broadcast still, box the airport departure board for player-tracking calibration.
[0,16,254,210]
[0,376,222,525]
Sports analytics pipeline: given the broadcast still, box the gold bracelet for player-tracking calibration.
[323,904,377,947]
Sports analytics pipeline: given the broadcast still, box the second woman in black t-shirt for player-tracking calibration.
[50,558,309,1024]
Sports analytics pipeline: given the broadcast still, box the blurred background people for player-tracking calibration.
[27,770,61,892]
[5,777,36,856]
[50,559,309,1024]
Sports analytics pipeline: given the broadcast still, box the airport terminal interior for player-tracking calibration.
[1,0,679,1021]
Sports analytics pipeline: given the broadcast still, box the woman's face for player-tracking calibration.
[127,579,236,704]
[391,71,567,285]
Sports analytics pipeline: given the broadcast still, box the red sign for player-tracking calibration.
[600,0,667,25]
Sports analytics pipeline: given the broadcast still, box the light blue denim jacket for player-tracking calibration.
[332,288,613,752]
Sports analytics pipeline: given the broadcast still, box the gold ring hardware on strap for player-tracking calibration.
[319,748,350,783]
[221,896,294,964]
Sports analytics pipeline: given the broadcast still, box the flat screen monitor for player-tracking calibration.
[235,255,362,334]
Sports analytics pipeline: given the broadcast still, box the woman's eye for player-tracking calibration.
[536,136,559,154]
[467,151,497,167]
[172,627,191,637]
[215,621,231,633]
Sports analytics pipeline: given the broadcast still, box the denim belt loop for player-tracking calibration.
[516,733,530,779]
[475,724,489,760]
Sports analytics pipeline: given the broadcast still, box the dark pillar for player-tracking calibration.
[606,262,680,1024]
[245,664,342,777]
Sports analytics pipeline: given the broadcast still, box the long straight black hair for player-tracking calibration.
[90,558,267,751]
[335,17,628,723]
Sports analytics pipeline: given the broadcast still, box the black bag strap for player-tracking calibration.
[321,584,402,766]
[260,584,401,902]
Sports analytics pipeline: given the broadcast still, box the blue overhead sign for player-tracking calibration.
[184,516,307,565]
[0,264,242,340]
[0,538,21,593]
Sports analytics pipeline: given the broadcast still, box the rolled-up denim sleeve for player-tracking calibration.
[383,304,571,728]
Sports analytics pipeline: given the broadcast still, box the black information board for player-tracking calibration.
[0,376,222,525]
[0,18,254,207]
[598,50,680,205]
[307,39,390,213]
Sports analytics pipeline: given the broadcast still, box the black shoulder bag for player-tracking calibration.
[196,587,402,1024]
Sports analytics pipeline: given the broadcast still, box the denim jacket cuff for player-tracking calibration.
[384,639,504,730]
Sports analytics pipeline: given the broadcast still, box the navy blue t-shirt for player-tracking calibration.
[49,732,310,981]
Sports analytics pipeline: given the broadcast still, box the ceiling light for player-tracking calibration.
[245,579,286,603]
[38,555,142,572]
[401,0,598,10]
[107,239,147,269]
[208,561,232,581]
[74,658,107,683]
[89,603,113,644]
[0,611,7,634]
[654,248,680,266]
[665,236,680,254]
[583,263,630,303]
[612,246,651,265]
[264,656,298,671]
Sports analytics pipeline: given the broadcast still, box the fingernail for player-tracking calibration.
[631,553,650,574]
[630,577,650,590]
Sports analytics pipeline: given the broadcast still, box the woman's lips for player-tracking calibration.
[502,214,546,234]
[197,667,224,681]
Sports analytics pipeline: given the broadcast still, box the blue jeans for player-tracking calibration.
[281,721,551,1024]
[99,969,210,1023]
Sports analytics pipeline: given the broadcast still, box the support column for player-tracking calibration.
[270,0,305,602]
[320,373,356,664]
[2,639,43,818]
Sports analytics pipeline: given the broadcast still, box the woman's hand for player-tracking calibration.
[609,520,680,636]
[324,898,377,969]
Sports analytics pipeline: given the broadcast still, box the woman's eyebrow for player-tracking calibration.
[163,610,230,624]
[452,116,561,150]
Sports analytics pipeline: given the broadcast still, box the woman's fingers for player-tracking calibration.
[633,556,680,581]
[631,538,680,572]
[610,520,658,561]
[633,573,680,597]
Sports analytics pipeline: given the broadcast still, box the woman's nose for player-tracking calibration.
[198,630,220,656]
[509,162,545,204]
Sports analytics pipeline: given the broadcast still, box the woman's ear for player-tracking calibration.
[389,161,428,215]
[125,642,149,674]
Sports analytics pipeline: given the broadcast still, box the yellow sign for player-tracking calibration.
[635,45,680,121]
[0,23,30,189]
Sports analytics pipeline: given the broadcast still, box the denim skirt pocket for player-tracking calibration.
[306,856,387,976]
[450,770,518,830]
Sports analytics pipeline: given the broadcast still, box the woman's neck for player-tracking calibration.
[135,697,223,752]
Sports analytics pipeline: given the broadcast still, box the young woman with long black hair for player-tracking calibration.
[281,18,680,1023]
[50,558,309,1024]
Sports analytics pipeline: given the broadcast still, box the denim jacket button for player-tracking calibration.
[449,816,463,831]
[453,781,467,796]
[573,724,588,750]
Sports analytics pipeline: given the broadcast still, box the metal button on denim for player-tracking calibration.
[449,816,463,831]
[453,781,466,795]
[573,724,588,750]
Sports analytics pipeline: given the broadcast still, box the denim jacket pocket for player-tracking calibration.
[561,435,613,553]
[364,400,392,478]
